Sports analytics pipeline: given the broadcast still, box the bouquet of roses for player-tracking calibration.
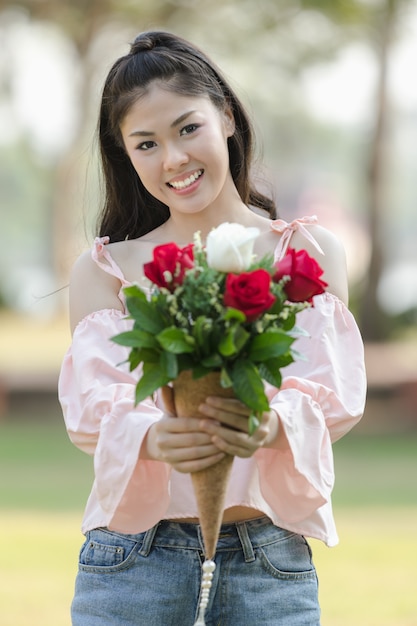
[113,222,327,434]
[112,222,327,625]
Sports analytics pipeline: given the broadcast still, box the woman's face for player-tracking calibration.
[120,82,235,217]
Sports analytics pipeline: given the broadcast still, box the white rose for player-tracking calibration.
[206,223,260,272]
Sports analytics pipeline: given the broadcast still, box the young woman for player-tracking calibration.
[59,30,366,625]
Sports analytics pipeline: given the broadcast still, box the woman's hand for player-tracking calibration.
[143,386,226,473]
[198,396,279,458]
[142,387,279,472]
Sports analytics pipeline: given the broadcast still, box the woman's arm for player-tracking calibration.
[69,250,124,334]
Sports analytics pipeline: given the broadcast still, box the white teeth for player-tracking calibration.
[169,170,203,190]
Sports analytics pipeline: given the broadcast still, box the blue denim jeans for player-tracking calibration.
[71,516,320,625]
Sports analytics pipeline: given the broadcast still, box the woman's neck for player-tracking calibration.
[161,206,272,245]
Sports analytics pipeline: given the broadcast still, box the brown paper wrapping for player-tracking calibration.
[172,370,235,559]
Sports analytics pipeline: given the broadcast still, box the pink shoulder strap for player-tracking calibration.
[91,237,129,285]
[271,215,324,262]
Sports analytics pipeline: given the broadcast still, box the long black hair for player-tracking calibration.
[97,31,276,242]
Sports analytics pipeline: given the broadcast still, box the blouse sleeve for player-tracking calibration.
[58,309,171,527]
[255,293,367,523]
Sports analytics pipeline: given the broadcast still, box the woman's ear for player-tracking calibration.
[223,106,235,137]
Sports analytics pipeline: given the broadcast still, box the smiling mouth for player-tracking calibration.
[167,169,204,190]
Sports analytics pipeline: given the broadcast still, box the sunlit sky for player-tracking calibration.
[2,6,417,152]
[302,13,417,124]
[0,18,80,153]
[1,7,417,315]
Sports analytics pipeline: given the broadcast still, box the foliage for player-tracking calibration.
[1,0,417,338]
[113,225,327,433]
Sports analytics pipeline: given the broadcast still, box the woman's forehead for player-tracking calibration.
[120,85,214,131]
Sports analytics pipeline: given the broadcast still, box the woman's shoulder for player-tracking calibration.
[289,221,347,267]
[69,241,127,334]
[293,223,348,305]
[257,216,344,258]
[104,237,157,284]
[268,216,349,305]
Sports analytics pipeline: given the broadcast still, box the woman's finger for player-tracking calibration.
[172,452,226,474]
[198,403,249,432]
[205,396,250,416]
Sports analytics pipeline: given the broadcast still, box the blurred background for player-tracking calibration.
[0,1,416,625]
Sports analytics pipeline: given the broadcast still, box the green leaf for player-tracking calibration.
[248,330,295,362]
[230,360,269,413]
[218,328,237,357]
[248,412,261,435]
[134,363,171,404]
[280,311,297,331]
[258,361,283,388]
[218,324,250,357]
[193,316,214,357]
[129,347,161,371]
[220,368,233,388]
[223,307,246,323]
[157,327,195,354]
[258,350,298,387]
[112,329,158,349]
[128,349,141,371]
[177,353,197,372]
[161,350,178,379]
[123,284,147,300]
[232,325,250,352]
[125,294,166,334]
[186,364,213,379]
[201,353,223,368]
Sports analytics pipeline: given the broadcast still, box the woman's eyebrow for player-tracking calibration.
[128,110,197,137]
[171,110,196,128]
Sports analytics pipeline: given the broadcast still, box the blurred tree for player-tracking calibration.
[357,0,408,341]
[179,0,415,342]
[303,0,416,340]
[0,0,178,289]
[0,0,415,340]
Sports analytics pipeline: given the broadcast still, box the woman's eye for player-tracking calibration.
[137,140,156,151]
[180,124,199,136]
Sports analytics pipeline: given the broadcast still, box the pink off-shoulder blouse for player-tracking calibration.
[58,217,366,546]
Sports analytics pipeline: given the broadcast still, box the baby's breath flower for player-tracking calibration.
[175,311,189,326]
[254,320,263,333]
[193,230,203,252]
[168,303,178,317]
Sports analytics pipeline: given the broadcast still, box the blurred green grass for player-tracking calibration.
[332,433,417,507]
[0,410,93,510]
[1,406,415,510]
[0,402,416,625]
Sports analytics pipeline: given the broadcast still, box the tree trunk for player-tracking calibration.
[359,0,397,340]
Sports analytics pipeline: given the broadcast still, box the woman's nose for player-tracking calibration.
[162,142,189,171]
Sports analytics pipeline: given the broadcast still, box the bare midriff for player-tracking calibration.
[166,505,264,524]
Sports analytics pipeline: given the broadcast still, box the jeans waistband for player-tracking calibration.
[138,516,289,563]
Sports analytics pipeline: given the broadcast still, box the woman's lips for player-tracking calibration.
[167,169,204,191]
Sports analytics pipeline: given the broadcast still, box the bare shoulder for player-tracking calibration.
[294,223,346,259]
[106,237,157,283]
[292,224,349,304]
[69,248,123,334]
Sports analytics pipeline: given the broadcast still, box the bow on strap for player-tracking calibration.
[271,215,324,262]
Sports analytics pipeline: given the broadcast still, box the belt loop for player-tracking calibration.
[138,522,160,557]
[236,522,255,563]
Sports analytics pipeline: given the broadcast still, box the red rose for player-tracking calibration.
[144,243,194,291]
[273,247,327,303]
[224,269,276,321]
